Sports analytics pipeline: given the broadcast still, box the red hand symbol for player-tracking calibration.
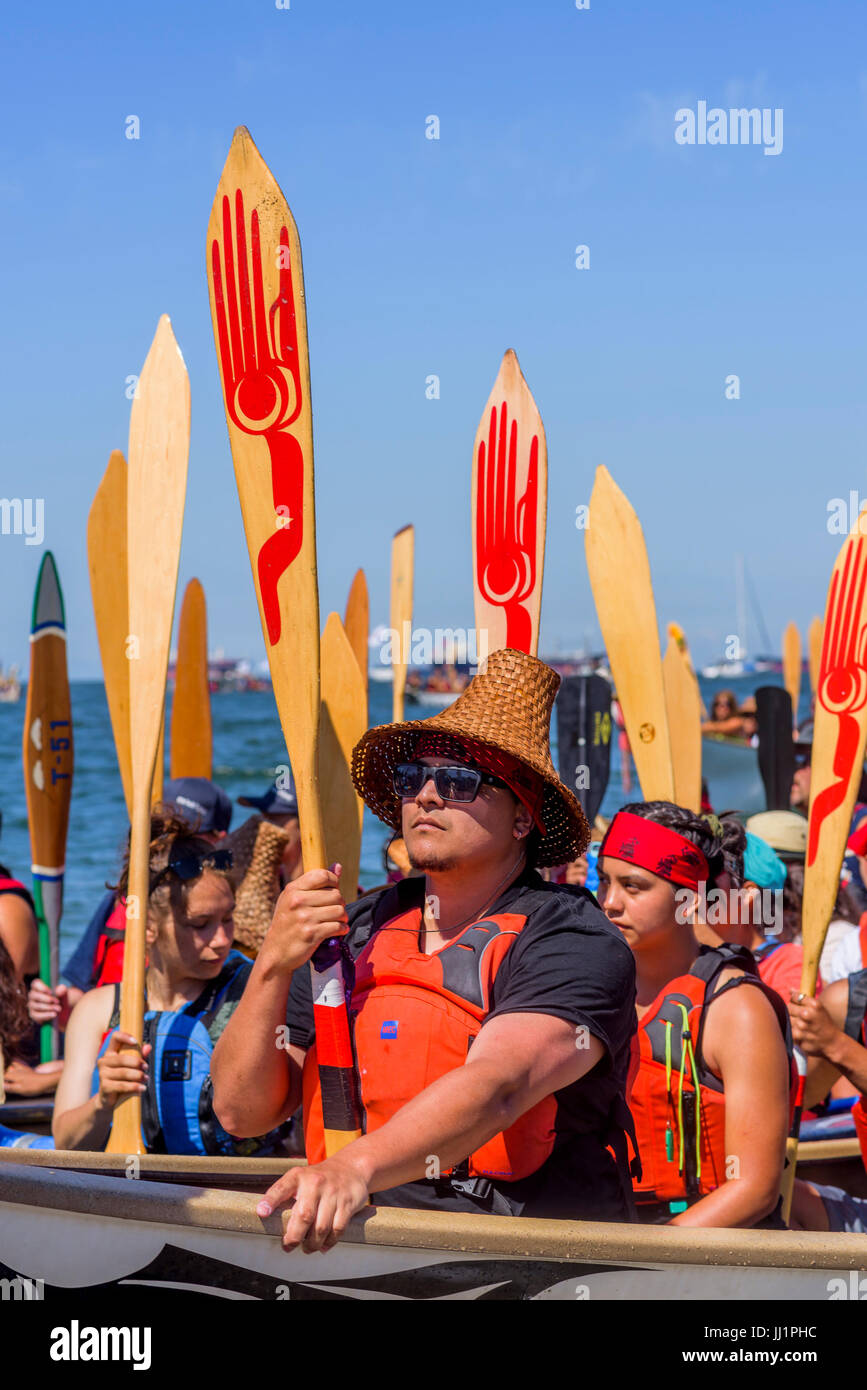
[475,403,539,652]
[808,537,867,863]
[211,190,304,646]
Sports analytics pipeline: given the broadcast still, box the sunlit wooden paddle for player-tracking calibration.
[807,616,823,698]
[107,315,190,1155]
[662,636,702,812]
[320,613,366,902]
[343,570,368,831]
[88,452,133,820]
[585,466,674,801]
[391,525,414,723]
[667,619,707,718]
[344,569,369,690]
[782,622,802,729]
[153,709,165,805]
[471,349,547,658]
[170,578,212,778]
[207,126,361,1155]
[781,519,867,1216]
[22,552,73,1062]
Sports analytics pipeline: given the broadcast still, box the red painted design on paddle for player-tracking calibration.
[809,537,867,864]
[475,404,539,653]
[211,191,304,646]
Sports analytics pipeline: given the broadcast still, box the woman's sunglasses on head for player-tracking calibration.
[393,762,506,803]
[149,843,233,893]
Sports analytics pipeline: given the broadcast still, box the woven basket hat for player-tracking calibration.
[351,648,589,867]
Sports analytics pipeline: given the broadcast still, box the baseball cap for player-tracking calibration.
[238,769,298,818]
[163,777,233,835]
[743,832,787,892]
[744,810,807,863]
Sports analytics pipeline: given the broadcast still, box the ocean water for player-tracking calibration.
[0,671,800,969]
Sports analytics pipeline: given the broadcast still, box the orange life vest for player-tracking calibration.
[302,897,558,1181]
[629,944,793,1207]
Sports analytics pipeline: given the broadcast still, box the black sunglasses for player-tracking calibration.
[393,762,506,804]
[150,844,233,893]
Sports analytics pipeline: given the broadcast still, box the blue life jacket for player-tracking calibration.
[92,950,288,1157]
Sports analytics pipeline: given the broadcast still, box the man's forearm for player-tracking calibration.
[211,950,299,1135]
[337,1058,524,1194]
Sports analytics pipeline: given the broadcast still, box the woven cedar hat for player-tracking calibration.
[351,648,590,867]
[224,814,289,957]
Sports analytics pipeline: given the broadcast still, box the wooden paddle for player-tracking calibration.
[585,467,675,801]
[106,315,190,1155]
[22,552,73,1062]
[780,521,867,1215]
[667,620,707,718]
[343,571,368,830]
[153,709,165,805]
[207,126,362,1155]
[471,349,547,658]
[807,616,823,699]
[320,613,366,902]
[87,452,133,819]
[391,525,414,723]
[344,569,369,695]
[782,622,802,728]
[170,578,212,778]
[662,636,702,813]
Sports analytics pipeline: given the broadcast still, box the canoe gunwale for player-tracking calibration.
[1,1159,866,1271]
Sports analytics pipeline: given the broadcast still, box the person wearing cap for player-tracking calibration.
[237,774,302,886]
[212,649,638,1250]
[28,778,234,1035]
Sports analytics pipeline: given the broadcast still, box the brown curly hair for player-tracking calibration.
[0,937,29,1063]
[110,804,235,929]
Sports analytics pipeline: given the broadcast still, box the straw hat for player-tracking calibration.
[351,648,590,867]
[225,814,289,957]
[744,810,807,864]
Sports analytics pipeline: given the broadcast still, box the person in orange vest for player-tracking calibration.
[211,650,639,1251]
[595,801,793,1228]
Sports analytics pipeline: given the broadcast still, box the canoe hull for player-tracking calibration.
[1,1160,865,1302]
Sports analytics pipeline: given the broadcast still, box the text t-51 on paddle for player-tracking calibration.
[206,127,363,1152]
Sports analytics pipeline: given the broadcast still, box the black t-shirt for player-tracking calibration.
[288,868,637,1221]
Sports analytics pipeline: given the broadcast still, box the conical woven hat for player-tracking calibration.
[225,814,289,958]
[351,648,589,867]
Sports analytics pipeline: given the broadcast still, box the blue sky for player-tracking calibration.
[0,0,864,674]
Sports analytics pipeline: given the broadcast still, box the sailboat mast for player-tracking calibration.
[735,552,747,661]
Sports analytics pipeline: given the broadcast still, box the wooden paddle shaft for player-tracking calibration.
[585,466,675,801]
[662,638,702,813]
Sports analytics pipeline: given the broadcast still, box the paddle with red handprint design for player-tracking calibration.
[782,522,867,1218]
[471,350,547,658]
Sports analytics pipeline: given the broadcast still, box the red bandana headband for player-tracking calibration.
[600,811,709,889]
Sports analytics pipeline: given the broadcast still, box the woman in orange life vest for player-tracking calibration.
[212,649,639,1253]
[596,802,792,1228]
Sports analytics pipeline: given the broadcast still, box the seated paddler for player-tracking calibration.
[211,649,638,1252]
[52,809,291,1156]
